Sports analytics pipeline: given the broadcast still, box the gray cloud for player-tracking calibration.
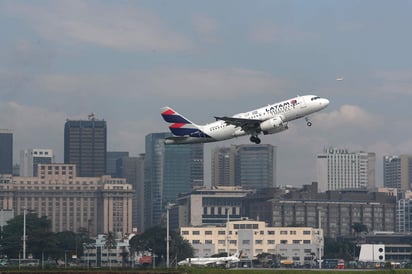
[6,1,194,52]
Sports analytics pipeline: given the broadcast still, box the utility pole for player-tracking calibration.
[318,210,322,270]
[23,208,26,260]
[166,203,174,268]
[226,208,229,256]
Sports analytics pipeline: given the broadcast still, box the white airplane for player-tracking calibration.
[177,251,242,267]
[161,94,329,144]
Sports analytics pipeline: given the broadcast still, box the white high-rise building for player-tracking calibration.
[20,149,54,177]
[316,148,375,192]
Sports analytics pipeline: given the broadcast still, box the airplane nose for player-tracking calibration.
[323,98,330,106]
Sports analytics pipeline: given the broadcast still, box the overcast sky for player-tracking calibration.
[1,0,412,187]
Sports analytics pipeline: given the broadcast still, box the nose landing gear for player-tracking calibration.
[305,117,312,127]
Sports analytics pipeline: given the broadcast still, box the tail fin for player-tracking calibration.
[161,107,201,136]
[232,250,242,258]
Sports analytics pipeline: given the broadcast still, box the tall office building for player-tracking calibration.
[383,155,412,191]
[163,143,203,203]
[211,144,276,188]
[20,149,54,177]
[234,144,276,189]
[64,114,107,177]
[144,133,204,230]
[117,154,145,232]
[211,147,232,186]
[0,130,13,175]
[317,148,376,192]
[106,151,129,177]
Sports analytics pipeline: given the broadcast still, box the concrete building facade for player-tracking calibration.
[317,148,375,192]
[383,155,412,191]
[180,219,323,264]
[174,186,254,229]
[244,187,396,238]
[0,164,133,235]
[20,148,54,177]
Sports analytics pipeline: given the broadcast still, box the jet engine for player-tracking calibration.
[260,117,288,135]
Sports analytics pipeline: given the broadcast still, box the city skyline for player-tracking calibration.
[2,1,412,186]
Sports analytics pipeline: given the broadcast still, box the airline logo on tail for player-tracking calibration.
[161,107,210,138]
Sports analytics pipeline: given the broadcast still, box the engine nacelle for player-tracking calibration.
[260,117,288,135]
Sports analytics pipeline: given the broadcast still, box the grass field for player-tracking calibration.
[1,267,411,274]
[179,268,412,274]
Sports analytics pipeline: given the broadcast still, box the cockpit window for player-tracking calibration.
[311,96,321,101]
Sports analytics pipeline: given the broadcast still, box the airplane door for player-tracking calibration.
[300,96,307,109]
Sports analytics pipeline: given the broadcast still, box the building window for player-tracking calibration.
[192,240,200,244]
[205,230,212,235]
[290,230,296,235]
[205,240,212,244]
[303,230,311,235]
[218,240,225,245]
[192,231,200,235]
[303,240,311,244]
[280,240,287,244]
[182,231,189,235]
[293,240,301,244]
[218,230,225,235]
[280,230,287,235]
[255,240,262,245]
[267,240,275,244]
[268,230,275,235]
[242,240,250,245]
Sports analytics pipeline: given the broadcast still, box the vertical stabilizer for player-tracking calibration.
[160,107,202,136]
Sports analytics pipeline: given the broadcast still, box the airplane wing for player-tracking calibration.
[215,116,261,133]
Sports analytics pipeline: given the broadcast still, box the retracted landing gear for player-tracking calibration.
[305,117,312,127]
[250,135,261,144]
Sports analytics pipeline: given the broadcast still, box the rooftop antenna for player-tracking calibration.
[88,113,96,121]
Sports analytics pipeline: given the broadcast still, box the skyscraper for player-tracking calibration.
[211,144,276,188]
[163,143,203,203]
[64,114,107,177]
[211,147,232,186]
[317,148,376,192]
[233,144,276,189]
[383,155,412,191]
[20,149,54,177]
[144,133,204,230]
[117,154,145,232]
[0,130,13,175]
[106,151,129,177]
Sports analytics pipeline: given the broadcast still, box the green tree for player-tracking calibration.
[130,225,193,266]
[105,231,117,268]
[324,237,355,261]
[55,231,80,263]
[352,223,368,235]
[1,213,57,259]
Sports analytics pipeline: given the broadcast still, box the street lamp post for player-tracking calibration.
[166,203,175,268]
[23,208,26,260]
